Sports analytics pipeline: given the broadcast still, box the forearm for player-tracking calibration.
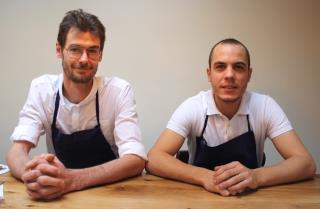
[6,143,31,179]
[255,155,316,187]
[67,154,145,192]
[147,151,212,187]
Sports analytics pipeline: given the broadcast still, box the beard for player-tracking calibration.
[62,60,98,84]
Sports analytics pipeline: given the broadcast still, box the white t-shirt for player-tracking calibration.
[167,90,293,165]
[11,74,147,160]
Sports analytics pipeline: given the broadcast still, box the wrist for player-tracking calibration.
[64,169,82,193]
[252,168,264,188]
[198,169,215,189]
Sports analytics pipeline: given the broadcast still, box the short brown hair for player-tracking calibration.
[208,38,251,68]
[57,9,106,51]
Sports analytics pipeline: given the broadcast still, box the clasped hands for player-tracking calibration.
[22,156,256,199]
[203,161,259,196]
[21,154,73,200]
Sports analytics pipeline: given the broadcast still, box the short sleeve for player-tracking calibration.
[264,96,293,139]
[166,97,200,138]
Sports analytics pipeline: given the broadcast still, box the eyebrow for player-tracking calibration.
[213,61,226,66]
[68,44,100,49]
[233,62,248,67]
[213,61,247,66]
[234,61,246,64]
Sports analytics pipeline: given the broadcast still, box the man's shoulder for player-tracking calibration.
[30,74,60,88]
[246,91,273,104]
[186,90,210,102]
[177,90,210,113]
[99,76,131,90]
[245,91,281,115]
[25,74,60,103]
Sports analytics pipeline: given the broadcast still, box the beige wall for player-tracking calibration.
[1,0,319,171]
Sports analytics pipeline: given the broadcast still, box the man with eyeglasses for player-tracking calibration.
[6,9,146,200]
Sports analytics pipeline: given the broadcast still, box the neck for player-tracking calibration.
[213,95,242,120]
[62,79,93,104]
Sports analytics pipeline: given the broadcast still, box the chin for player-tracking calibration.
[70,75,94,84]
[219,95,242,103]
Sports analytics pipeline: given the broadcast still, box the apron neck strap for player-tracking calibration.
[52,90,100,127]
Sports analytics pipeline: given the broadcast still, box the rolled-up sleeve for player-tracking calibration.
[10,80,44,146]
[113,84,147,160]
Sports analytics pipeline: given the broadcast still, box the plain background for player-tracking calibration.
[0,0,319,172]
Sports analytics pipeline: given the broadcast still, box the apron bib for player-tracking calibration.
[51,91,116,169]
[194,115,259,169]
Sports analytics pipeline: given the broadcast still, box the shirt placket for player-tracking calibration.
[72,105,80,131]
[224,119,230,140]
[216,115,229,142]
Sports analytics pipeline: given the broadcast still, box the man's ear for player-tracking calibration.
[98,51,103,62]
[56,42,62,58]
[207,67,212,82]
[248,67,252,82]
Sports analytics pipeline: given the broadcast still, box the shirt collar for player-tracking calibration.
[206,90,249,116]
[58,74,99,107]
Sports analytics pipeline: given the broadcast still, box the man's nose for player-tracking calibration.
[225,66,235,78]
[79,50,89,62]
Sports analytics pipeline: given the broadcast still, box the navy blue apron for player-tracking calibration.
[51,90,116,169]
[193,115,259,169]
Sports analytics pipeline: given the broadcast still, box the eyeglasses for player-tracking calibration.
[65,45,101,61]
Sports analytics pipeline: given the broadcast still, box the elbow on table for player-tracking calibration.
[131,156,146,176]
[303,156,317,179]
[145,151,165,175]
[137,158,147,174]
[308,159,317,177]
[145,154,154,174]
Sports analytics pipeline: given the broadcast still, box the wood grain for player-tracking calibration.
[0,173,319,209]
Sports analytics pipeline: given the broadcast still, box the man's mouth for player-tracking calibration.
[72,63,92,70]
[221,85,237,89]
[75,67,90,71]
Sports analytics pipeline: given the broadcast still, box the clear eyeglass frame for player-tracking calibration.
[65,46,101,61]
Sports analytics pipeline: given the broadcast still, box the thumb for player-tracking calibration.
[51,156,66,168]
[44,153,55,162]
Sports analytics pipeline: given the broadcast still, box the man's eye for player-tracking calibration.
[87,49,99,54]
[215,65,225,71]
[234,65,245,71]
[69,48,82,53]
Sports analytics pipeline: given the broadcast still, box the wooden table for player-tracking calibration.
[1,173,319,209]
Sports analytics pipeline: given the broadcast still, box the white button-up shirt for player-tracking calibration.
[11,74,147,160]
[167,90,293,165]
